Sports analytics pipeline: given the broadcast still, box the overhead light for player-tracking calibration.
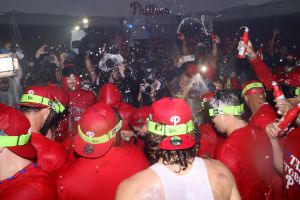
[82,18,89,24]
[74,25,80,31]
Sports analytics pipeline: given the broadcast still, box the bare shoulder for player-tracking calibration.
[204,159,233,176]
[116,167,164,200]
[203,158,241,200]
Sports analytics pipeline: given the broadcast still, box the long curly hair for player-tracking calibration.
[144,125,200,173]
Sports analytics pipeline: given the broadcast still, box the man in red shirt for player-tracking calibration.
[242,80,277,130]
[266,98,300,199]
[0,104,58,200]
[55,103,149,200]
[266,123,300,200]
[207,90,274,199]
[242,80,282,199]
[61,66,96,134]
[19,86,69,174]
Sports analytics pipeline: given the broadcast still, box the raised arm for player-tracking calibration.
[244,41,274,90]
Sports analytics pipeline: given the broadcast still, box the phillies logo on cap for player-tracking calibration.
[86,131,95,138]
[170,116,180,125]
[28,90,34,94]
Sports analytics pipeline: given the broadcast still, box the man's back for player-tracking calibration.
[0,164,59,200]
[150,157,214,200]
[55,143,149,200]
[215,124,274,199]
[116,157,240,200]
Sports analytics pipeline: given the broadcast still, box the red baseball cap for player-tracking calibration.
[48,86,69,106]
[98,83,122,109]
[0,103,37,159]
[118,102,135,130]
[148,97,196,150]
[74,103,122,158]
[19,86,60,113]
[241,80,265,96]
[48,86,69,113]
[130,106,151,127]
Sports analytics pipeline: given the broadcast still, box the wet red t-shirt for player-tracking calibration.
[249,103,282,199]
[197,123,225,158]
[68,89,96,134]
[249,103,277,130]
[215,125,274,200]
[31,133,69,174]
[282,128,300,200]
[0,164,59,200]
[55,143,149,200]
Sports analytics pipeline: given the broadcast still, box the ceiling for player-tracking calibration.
[0,0,276,17]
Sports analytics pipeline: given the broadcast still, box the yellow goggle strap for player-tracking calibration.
[0,133,31,147]
[147,120,195,136]
[209,104,244,116]
[78,120,122,144]
[241,82,264,96]
[20,94,60,113]
[295,88,300,96]
[54,98,66,113]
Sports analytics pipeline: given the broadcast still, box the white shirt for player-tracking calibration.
[150,157,214,200]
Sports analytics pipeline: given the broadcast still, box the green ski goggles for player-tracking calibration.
[78,120,122,144]
[147,120,195,136]
[0,132,31,147]
[20,94,65,113]
[209,104,244,116]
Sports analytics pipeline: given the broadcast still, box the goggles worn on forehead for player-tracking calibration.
[54,98,66,113]
[20,94,63,113]
[147,120,194,136]
[78,120,122,144]
[0,132,31,147]
[209,104,244,116]
[242,82,264,96]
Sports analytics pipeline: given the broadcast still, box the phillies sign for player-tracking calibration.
[130,1,171,16]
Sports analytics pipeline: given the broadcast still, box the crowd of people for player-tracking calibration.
[0,18,300,200]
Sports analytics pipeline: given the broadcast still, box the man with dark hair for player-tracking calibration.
[207,90,274,199]
[0,104,58,199]
[61,66,96,134]
[241,80,277,130]
[19,86,69,173]
[241,80,282,199]
[116,97,240,200]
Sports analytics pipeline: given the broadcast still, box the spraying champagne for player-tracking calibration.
[237,27,249,59]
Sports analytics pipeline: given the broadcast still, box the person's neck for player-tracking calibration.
[249,100,265,114]
[0,149,32,180]
[23,112,41,133]
[227,118,247,136]
[157,157,194,175]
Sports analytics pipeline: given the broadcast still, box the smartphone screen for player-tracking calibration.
[0,57,14,73]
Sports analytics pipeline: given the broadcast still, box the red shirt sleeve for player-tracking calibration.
[250,57,275,91]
